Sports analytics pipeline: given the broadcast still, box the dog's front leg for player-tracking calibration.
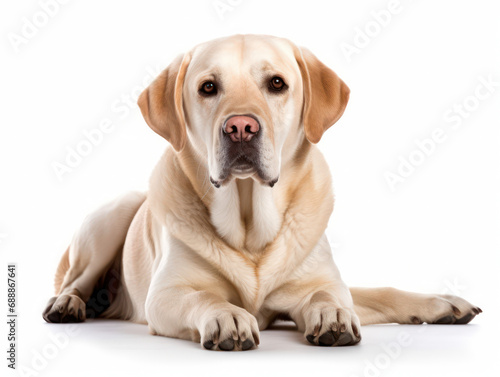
[266,281,362,347]
[145,281,260,351]
[264,235,362,347]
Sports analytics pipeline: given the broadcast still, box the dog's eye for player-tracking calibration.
[269,77,286,92]
[200,81,217,96]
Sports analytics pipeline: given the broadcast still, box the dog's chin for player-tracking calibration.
[210,165,279,189]
[231,166,256,180]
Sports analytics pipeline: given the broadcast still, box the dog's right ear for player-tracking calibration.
[138,53,191,151]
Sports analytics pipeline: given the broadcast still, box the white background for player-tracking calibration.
[1,0,499,376]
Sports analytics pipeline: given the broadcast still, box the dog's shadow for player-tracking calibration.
[80,318,305,349]
[44,318,372,355]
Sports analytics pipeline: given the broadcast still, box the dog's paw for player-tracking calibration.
[42,295,86,323]
[200,307,260,351]
[414,294,482,325]
[304,303,361,347]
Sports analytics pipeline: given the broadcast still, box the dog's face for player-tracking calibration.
[138,35,350,187]
[182,36,302,187]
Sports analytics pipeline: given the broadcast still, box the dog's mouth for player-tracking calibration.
[210,153,278,188]
[231,155,256,173]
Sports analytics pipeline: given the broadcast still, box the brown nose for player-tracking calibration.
[224,115,260,142]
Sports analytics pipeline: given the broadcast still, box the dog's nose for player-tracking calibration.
[224,115,260,142]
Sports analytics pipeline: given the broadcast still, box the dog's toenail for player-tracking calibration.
[219,338,235,351]
[203,340,215,349]
[241,339,254,350]
[318,331,334,346]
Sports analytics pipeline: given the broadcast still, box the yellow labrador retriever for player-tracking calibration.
[43,35,481,351]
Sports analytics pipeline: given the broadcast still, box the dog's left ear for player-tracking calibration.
[137,53,191,151]
[295,47,350,144]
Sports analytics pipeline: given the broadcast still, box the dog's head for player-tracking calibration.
[138,35,349,188]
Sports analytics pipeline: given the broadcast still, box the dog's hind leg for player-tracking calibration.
[43,191,146,323]
[350,287,482,326]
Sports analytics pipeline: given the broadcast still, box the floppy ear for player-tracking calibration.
[295,47,350,144]
[137,53,191,151]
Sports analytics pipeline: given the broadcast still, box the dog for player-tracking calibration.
[43,34,481,351]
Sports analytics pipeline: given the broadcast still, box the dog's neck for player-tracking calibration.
[209,177,282,253]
